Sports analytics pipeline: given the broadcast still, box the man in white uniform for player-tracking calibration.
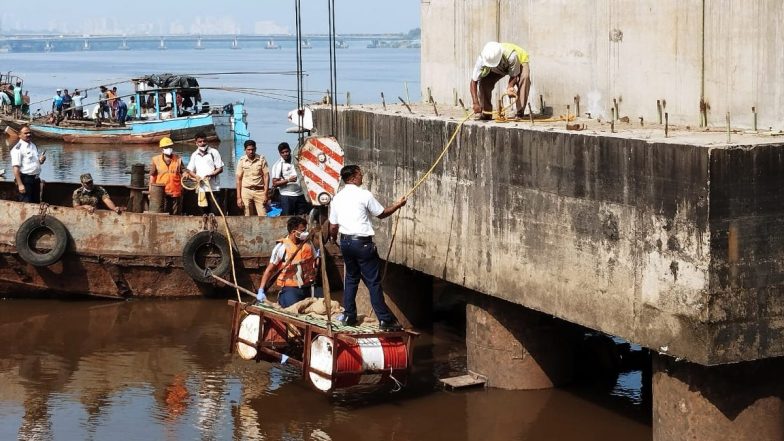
[328,165,406,330]
[11,125,46,203]
[185,131,224,215]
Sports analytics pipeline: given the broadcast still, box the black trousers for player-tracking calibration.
[18,173,40,203]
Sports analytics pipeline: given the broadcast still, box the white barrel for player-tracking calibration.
[236,315,260,360]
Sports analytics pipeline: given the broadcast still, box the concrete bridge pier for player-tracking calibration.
[467,297,578,389]
[652,354,784,441]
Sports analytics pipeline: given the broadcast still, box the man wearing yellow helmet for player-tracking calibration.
[469,41,531,121]
[149,136,184,215]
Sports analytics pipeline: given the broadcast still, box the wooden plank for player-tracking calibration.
[439,372,487,391]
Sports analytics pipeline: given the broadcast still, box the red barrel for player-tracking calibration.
[308,335,409,392]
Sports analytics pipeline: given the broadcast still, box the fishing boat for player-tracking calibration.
[336,40,349,49]
[0,135,343,299]
[265,40,281,50]
[301,39,312,49]
[0,73,250,144]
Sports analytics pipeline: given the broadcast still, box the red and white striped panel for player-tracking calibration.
[297,136,344,206]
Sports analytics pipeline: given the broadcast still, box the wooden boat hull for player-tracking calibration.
[0,184,286,299]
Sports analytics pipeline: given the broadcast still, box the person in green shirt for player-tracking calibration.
[127,96,138,121]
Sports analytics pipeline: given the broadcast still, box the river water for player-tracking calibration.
[0,44,421,184]
[0,46,651,440]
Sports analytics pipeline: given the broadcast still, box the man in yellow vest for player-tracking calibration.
[469,41,531,121]
[257,216,322,307]
[149,137,184,215]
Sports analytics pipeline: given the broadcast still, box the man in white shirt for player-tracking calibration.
[185,132,224,215]
[270,142,310,215]
[11,125,46,203]
[328,165,406,330]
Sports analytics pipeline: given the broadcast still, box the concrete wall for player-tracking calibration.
[314,108,784,365]
[421,0,784,130]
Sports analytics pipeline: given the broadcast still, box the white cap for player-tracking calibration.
[480,42,503,68]
[56,88,62,92]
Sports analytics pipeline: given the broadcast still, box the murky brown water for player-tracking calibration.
[0,298,651,441]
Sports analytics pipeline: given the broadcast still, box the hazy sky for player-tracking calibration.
[0,0,421,35]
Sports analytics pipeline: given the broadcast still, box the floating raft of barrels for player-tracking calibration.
[228,300,417,393]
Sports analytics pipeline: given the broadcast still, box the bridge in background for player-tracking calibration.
[0,33,414,52]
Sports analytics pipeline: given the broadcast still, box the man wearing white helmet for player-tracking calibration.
[469,41,530,121]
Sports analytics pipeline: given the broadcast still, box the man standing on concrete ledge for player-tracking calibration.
[470,41,531,121]
[328,165,406,331]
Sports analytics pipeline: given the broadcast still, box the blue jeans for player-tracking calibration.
[340,237,394,322]
[280,194,310,216]
[278,285,323,308]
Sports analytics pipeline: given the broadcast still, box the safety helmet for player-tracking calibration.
[159,137,174,148]
[480,42,503,68]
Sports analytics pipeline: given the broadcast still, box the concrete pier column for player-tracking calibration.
[653,354,784,441]
[467,298,577,389]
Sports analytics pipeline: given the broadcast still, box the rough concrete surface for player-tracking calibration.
[421,0,784,131]
[314,106,784,365]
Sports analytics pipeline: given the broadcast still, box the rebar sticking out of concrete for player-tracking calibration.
[453,88,458,106]
[528,103,534,125]
[404,81,410,105]
[458,98,467,112]
[752,107,757,132]
[539,95,545,114]
[432,100,439,116]
[346,91,351,107]
[398,96,413,114]
[566,105,570,129]
[639,116,644,126]
[726,112,731,143]
[381,92,386,110]
[427,87,433,104]
[613,98,619,121]
[657,100,663,124]
[665,113,669,137]
[574,95,580,118]
[611,119,615,133]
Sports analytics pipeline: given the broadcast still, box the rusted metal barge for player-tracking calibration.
[0,180,281,298]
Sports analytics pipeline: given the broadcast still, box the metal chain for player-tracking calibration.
[38,203,49,224]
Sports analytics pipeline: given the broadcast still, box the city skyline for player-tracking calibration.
[0,1,420,36]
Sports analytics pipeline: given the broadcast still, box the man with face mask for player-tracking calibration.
[72,173,122,214]
[149,137,184,215]
[257,216,322,307]
[185,132,224,215]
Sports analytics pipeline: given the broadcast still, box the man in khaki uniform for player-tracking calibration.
[235,139,270,216]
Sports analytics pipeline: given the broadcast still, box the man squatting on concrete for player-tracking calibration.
[328,165,407,331]
[470,41,531,121]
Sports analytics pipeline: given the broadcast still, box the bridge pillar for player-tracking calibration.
[466,297,577,389]
[652,354,784,441]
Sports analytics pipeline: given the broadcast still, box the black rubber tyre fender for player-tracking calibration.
[15,215,69,267]
[182,230,232,283]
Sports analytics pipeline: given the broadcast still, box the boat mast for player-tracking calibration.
[294,0,305,147]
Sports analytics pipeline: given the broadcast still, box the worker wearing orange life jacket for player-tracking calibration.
[257,216,323,307]
[149,136,184,215]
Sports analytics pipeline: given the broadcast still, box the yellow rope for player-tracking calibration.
[198,177,246,303]
[383,111,472,278]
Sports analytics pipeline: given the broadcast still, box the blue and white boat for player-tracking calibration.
[2,74,249,145]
